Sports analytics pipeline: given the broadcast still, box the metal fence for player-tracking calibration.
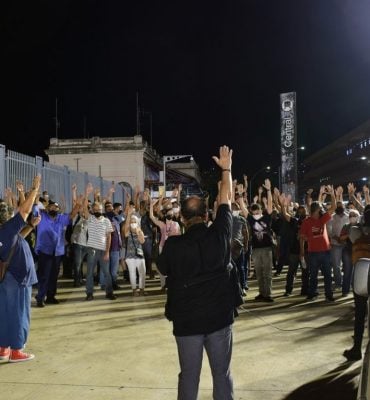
[0,144,127,212]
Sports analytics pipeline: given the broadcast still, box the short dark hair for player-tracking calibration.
[113,202,122,209]
[310,201,321,214]
[250,203,261,212]
[180,196,207,221]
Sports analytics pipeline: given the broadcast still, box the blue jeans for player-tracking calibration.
[0,272,32,349]
[100,250,120,286]
[330,245,344,287]
[307,251,333,298]
[86,247,113,295]
[175,325,234,400]
[73,243,88,283]
[233,250,246,290]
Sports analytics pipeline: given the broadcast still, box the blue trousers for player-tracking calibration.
[100,250,120,286]
[0,272,32,349]
[175,325,234,400]
[36,252,62,302]
[307,251,333,297]
[86,247,113,294]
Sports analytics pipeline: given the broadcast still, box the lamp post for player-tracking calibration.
[163,154,193,196]
[249,166,270,203]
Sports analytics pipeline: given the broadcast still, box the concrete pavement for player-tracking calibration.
[0,270,362,400]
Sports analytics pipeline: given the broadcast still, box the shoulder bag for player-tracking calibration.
[0,240,17,283]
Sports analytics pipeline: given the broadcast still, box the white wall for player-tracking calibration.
[49,150,145,188]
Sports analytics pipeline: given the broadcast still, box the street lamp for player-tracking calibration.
[249,166,270,203]
[163,154,193,197]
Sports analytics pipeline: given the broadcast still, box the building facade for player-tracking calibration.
[45,135,201,193]
[301,119,370,199]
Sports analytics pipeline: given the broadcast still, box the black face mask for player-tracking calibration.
[105,211,114,218]
[48,210,58,217]
[94,212,102,218]
[117,210,123,215]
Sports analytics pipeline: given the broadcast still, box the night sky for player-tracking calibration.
[3,0,370,181]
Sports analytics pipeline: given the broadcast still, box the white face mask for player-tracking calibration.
[172,207,180,214]
[349,217,358,224]
[130,223,138,230]
[232,211,240,217]
[253,214,263,220]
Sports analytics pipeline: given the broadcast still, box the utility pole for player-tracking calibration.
[136,91,140,135]
[55,97,59,139]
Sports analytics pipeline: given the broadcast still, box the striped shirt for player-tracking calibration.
[86,215,113,251]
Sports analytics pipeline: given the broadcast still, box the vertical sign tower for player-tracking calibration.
[280,92,297,201]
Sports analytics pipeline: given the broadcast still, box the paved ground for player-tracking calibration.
[0,268,363,400]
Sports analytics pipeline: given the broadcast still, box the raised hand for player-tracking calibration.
[347,183,356,196]
[16,180,24,193]
[31,175,41,191]
[263,179,271,191]
[212,145,233,170]
[85,182,94,196]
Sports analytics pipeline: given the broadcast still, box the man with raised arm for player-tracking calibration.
[157,146,240,400]
[300,185,337,301]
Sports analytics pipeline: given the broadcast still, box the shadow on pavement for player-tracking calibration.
[282,362,360,400]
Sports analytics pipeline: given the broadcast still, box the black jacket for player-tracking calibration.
[157,204,241,336]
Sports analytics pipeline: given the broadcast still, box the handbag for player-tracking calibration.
[0,240,17,283]
[130,232,144,258]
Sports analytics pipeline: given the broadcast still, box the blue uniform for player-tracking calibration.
[0,213,36,349]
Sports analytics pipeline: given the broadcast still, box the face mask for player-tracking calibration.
[336,207,345,215]
[253,214,263,220]
[232,211,240,217]
[349,217,358,224]
[106,211,114,218]
[94,212,102,218]
[130,223,138,230]
[117,210,123,215]
[172,207,180,214]
[48,210,58,217]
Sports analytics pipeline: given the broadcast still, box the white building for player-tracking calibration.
[45,135,201,193]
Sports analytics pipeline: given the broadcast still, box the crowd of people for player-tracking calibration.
[0,150,369,396]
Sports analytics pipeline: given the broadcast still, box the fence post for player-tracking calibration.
[0,145,5,198]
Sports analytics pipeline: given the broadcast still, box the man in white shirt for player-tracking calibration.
[84,201,116,301]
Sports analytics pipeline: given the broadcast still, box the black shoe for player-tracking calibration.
[45,297,59,304]
[283,292,291,297]
[255,294,264,301]
[263,296,274,302]
[326,295,335,302]
[36,301,45,308]
[306,295,317,301]
[112,283,122,290]
[274,272,281,277]
[86,294,94,301]
[343,347,362,361]
[105,293,117,300]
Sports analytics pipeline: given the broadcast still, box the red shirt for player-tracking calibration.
[300,213,331,252]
